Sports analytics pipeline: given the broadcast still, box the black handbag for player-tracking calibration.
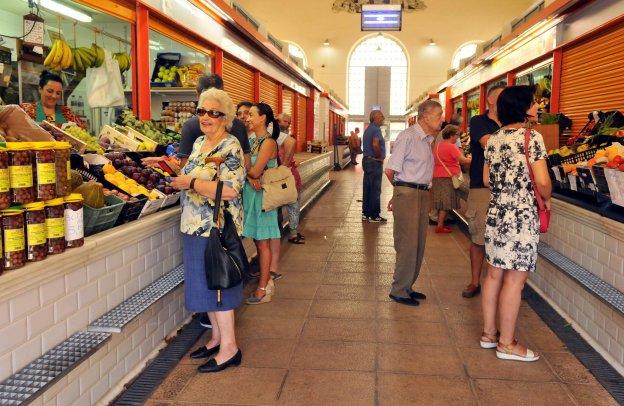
[204,180,249,305]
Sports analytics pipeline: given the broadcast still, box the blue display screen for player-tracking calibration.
[361,7,402,31]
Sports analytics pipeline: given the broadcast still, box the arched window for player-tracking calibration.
[283,41,308,69]
[348,35,408,116]
[451,41,481,70]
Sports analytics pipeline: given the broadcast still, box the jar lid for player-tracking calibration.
[44,197,65,206]
[55,141,71,150]
[64,193,83,203]
[23,201,46,211]
[6,142,32,151]
[31,141,57,150]
[1,208,24,215]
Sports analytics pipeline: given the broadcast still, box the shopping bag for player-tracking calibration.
[85,50,125,108]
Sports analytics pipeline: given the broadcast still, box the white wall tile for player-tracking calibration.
[27,304,55,339]
[86,258,107,282]
[122,245,138,265]
[78,363,100,395]
[107,286,124,310]
[39,278,65,306]
[130,257,146,278]
[88,297,108,324]
[0,301,10,326]
[66,307,89,335]
[108,362,126,388]
[0,318,27,355]
[65,268,87,292]
[54,293,78,322]
[10,289,41,321]
[106,253,124,271]
[97,274,116,297]
[89,376,110,404]
[115,266,132,288]
[0,353,12,381]
[56,378,80,406]
[77,282,99,308]
[123,278,140,301]
[138,238,151,256]
[41,323,67,353]
[12,337,42,374]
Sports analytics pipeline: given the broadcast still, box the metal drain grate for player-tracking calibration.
[0,331,110,405]
[112,317,206,405]
[89,265,185,333]
[524,286,624,403]
[538,242,624,314]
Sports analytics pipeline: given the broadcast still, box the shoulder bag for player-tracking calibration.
[204,180,249,305]
[435,142,464,189]
[258,138,298,212]
[523,128,550,233]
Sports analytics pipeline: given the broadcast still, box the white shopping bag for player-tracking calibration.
[85,50,125,108]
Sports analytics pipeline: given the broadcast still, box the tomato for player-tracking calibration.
[619,163,624,172]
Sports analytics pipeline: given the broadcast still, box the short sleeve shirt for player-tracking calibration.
[362,123,385,159]
[386,123,434,184]
[469,112,500,188]
[177,116,251,158]
[433,142,461,178]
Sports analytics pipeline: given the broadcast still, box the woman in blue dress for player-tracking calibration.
[242,103,281,304]
[170,88,246,373]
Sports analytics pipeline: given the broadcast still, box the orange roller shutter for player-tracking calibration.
[259,75,279,114]
[282,88,294,116]
[559,22,624,138]
[222,54,254,107]
[297,95,307,152]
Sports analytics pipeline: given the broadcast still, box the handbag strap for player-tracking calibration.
[522,128,546,211]
[212,180,224,224]
[435,142,453,177]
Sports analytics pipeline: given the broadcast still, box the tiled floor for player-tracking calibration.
[147,163,617,405]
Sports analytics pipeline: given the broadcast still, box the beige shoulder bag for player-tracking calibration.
[435,142,464,189]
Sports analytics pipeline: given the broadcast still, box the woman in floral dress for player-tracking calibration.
[480,85,552,362]
[171,88,246,373]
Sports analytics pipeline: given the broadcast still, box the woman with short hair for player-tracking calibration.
[480,85,552,362]
[170,88,246,373]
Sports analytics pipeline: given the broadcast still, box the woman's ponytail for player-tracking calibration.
[270,118,280,140]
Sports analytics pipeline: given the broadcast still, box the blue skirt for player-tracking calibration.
[182,233,243,312]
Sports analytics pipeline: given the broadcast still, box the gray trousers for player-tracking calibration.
[390,186,430,298]
[286,199,300,236]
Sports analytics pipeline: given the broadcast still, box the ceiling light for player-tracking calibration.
[428,39,436,46]
[31,0,93,22]
[323,39,330,46]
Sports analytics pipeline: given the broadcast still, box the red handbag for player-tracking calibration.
[523,128,550,233]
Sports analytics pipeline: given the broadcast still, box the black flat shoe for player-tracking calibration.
[389,294,419,306]
[197,349,242,373]
[410,291,427,300]
[190,345,220,359]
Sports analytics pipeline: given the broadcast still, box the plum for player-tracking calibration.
[164,186,173,194]
[131,173,141,181]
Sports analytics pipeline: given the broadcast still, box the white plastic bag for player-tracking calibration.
[85,50,125,108]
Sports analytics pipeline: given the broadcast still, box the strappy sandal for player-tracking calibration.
[288,235,305,244]
[245,285,273,305]
[479,331,500,349]
[496,339,540,362]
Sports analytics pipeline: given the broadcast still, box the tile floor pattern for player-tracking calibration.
[147,164,617,405]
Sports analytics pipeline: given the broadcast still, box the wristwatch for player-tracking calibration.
[189,178,196,191]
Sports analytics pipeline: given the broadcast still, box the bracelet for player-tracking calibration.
[189,178,196,191]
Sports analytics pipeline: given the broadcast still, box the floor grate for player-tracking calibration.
[111,317,206,405]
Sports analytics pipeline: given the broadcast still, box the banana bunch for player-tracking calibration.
[113,52,131,73]
[44,39,73,71]
[91,43,105,67]
[72,43,106,72]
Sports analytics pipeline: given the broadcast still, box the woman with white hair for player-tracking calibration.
[171,88,246,373]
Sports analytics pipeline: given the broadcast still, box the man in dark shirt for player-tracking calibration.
[362,110,386,222]
[463,85,504,298]
[176,75,251,168]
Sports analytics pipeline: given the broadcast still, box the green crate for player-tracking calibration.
[84,195,125,236]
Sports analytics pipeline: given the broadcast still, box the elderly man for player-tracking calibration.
[385,100,444,306]
[362,110,387,222]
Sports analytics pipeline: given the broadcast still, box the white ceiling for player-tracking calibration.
[235,0,536,110]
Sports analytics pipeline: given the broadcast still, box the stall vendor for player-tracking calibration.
[20,70,86,129]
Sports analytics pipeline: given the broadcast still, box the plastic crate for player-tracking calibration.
[115,195,148,226]
[150,52,181,87]
[84,195,125,236]
[590,165,611,195]
[576,167,597,192]
[561,147,602,164]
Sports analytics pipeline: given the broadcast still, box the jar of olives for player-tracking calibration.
[7,142,34,205]
[0,147,10,210]
[64,193,84,248]
[2,208,26,270]
[23,201,47,262]
[33,142,57,201]
[45,198,65,255]
[55,142,71,197]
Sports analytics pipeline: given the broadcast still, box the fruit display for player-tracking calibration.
[154,65,178,84]
[43,39,73,71]
[72,43,105,72]
[104,152,175,195]
[63,124,104,154]
[161,101,196,131]
[177,63,206,88]
[119,110,181,145]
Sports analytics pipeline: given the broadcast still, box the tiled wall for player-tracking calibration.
[531,199,624,373]
[0,212,182,383]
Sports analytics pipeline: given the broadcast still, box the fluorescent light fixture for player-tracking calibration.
[34,0,93,22]
[201,0,234,22]
[361,4,401,31]
[428,39,436,46]
[323,39,330,46]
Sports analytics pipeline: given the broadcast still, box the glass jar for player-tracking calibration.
[23,201,47,262]
[7,142,34,205]
[1,208,26,270]
[55,142,71,197]
[45,198,65,255]
[64,193,84,248]
[32,142,57,201]
[0,147,10,210]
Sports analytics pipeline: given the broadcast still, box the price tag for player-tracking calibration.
[551,167,561,182]
[569,175,577,191]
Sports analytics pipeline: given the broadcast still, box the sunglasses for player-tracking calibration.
[197,108,226,118]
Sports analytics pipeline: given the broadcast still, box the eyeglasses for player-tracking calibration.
[197,108,226,118]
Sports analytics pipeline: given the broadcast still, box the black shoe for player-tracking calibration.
[409,291,427,300]
[389,294,420,306]
[197,349,242,373]
[199,314,212,328]
[368,216,387,223]
[190,345,220,359]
